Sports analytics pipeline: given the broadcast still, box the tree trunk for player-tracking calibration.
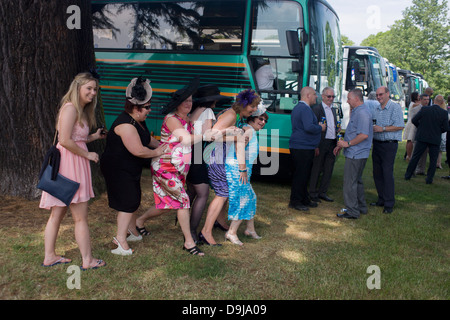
[0,0,105,199]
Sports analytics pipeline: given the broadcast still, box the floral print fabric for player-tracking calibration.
[151,113,193,209]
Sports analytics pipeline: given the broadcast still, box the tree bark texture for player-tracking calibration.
[0,0,105,199]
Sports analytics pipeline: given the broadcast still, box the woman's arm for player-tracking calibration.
[202,118,213,134]
[115,123,165,158]
[216,111,248,183]
[243,127,254,147]
[57,104,99,163]
[86,128,106,143]
[210,110,242,142]
[212,109,235,131]
[166,116,203,146]
[300,108,324,134]
[235,131,248,184]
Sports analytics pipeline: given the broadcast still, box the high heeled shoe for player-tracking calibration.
[183,245,205,256]
[136,225,150,236]
[225,232,243,246]
[244,230,262,239]
[127,229,143,242]
[198,232,222,247]
[111,237,133,256]
[213,221,229,231]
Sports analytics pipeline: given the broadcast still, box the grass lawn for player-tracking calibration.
[0,142,448,301]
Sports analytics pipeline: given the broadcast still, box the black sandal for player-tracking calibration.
[136,226,150,236]
[183,245,204,256]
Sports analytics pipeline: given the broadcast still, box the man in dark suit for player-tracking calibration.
[405,95,449,184]
[309,87,339,202]
[289,87,326,211]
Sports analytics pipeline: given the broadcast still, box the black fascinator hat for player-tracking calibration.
[193,84,232,107]
[161,77,200,114]
[126,76,152,105]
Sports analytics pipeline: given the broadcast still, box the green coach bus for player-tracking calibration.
[92,0,342,175]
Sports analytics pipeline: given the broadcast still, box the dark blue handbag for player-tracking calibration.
[36,132,80,206]
[37,164,80,206]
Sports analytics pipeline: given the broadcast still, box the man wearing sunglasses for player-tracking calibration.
[309,87,339,203]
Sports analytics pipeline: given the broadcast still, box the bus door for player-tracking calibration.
[249,0,304,113]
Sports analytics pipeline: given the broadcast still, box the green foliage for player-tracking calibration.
[341,34,355,46]
[361,0,450,96]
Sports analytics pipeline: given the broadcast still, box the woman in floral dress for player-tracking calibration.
[152,112,194,209]
[135,78,212,256]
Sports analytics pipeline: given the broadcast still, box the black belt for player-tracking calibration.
[374,140,398,143]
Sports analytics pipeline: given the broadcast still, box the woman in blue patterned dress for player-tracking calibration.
[199,89,261,246]
[224,105,268,245]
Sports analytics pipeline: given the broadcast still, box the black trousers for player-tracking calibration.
[289,148,315,206]
[372,140,398,209]
[309,139,337,198]
[405,140,440,183]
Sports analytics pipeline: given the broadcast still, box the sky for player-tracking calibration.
[327,0,414,45]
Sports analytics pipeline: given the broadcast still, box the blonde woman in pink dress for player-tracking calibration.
[39,72,106,270]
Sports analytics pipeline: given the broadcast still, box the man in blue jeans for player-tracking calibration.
[289,87,326,211]
[334,89,373,219]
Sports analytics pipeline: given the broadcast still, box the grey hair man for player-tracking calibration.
[370,86,404,214]
[334,89,373,219]
[309,87,339,202]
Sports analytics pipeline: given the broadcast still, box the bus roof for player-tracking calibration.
[344,46,380,53]
[315,0,340,21]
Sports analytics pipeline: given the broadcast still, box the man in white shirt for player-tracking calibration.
[309,87,339,202]
[255,59,275,90]
[371,86,404,213]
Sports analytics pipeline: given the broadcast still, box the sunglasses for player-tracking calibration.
[140,101,151,110]
[325,95,336,98]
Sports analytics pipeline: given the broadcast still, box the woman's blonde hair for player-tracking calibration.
[57,72,99,130]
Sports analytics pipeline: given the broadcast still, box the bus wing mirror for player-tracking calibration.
[286,29,307,56]
[286,30,301,56]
